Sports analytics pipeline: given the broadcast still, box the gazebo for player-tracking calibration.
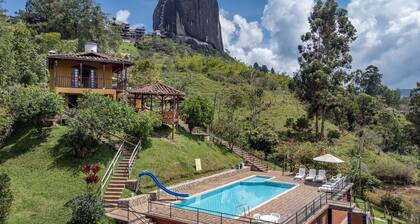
[128,82,185,125]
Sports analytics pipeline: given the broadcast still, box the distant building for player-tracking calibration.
[121,24,145,43]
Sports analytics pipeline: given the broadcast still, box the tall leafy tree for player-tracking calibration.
[19,0,121,52]
[0,17,16,88]
[358,65,384,96]
[12,22,47,85]
[180,96,214,132]
[294,0,357,139]
[407,83,420,149]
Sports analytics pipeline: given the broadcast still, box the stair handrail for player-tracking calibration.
[101,141,125,198]
[128,140,141,177]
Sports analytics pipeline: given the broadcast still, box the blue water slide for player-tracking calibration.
[138,170,189,198]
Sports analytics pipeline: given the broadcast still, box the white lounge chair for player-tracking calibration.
[314,169,326,182]
[305,169,316,181]
[294,168,306,180]
[331,173,342,181]
[253,213,261,220]
[319,178,341,192]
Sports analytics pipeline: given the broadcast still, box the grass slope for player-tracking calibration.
[0,124,240,222]
[0,125,114,224]
[128,127,241,193]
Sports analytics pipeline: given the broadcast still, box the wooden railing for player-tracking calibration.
[101,141,125,198]
[54,76,114,89]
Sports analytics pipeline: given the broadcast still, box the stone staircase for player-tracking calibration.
[229,144,269,172]
[103,148,132,209]
[178,119,269,172]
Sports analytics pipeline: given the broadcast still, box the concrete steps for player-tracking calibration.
[102,148,133,209]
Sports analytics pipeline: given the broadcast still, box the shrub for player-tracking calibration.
[371,158,415,185]
[65,192,104,224]
[247,124,279,160]
[127,111,162,144]
[0,173,13,224]
[0,107,14,148]
[180,96,214,132]
[63,126,99,158]
[327,130,341,142]
[380,193,404,217]
[66,93,160,157]
[5,85,64,132]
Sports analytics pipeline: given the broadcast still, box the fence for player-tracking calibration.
[147,201,278,224]
[282,176,353,224]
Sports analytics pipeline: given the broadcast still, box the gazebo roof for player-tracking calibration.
[129,82,185,96]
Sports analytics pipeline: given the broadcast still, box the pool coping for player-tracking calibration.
[174,174,299,218]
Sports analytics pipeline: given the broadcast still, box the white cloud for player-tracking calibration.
[262,0,313,61]
[348,0,420,88]
[220,0,314,74]
[220,0,420,88]
[220,12,278,70]
[232,15,264,48]
[115,10,130,24]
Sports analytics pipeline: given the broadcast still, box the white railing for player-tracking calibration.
[128,140,141,177]
[100,141,125,197]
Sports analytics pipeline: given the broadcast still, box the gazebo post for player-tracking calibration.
[150,95,153,111]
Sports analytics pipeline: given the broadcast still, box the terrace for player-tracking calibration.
[107,170,360,224]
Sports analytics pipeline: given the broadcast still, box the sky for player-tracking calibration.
[3,0,419,89]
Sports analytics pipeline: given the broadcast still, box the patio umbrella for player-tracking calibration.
[313,154,344,164]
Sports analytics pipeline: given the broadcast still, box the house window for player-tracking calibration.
[72,65,97,88]
[71,68,79,87]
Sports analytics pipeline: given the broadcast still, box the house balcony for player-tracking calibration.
[53,76,126,90]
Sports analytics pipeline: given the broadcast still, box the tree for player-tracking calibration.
[0,17,15,88]
[270,68,275,74]
[180,96,214,132]
[66,92,160,157]
[0,21,46,87]
[260,65,269,73]
[0,173,13,224]
[381,87,401,109]
[19,0,121,52]
[247,124,279,160]
[12,22,48,85]
[253,62,260,70]
[5,86,64,132]
[407,83,420,149]
[295,0,357,139]
[355,93,379,126]
[374,108,411,153]
[212,90,245,149]
[359,65,383,96]
[380,193,404,218]
[129,60,161,87]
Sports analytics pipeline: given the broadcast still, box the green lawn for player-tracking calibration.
[128,127,241,193]
[355,199,406,224]
[0,124,241,222]
[0,125,115,224]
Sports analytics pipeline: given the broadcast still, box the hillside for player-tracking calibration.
[0,125,240,223]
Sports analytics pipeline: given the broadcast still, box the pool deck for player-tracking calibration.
[152,170,323,221]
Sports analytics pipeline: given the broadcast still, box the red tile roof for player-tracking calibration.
[129,82,185,96]
[48,52,133,65]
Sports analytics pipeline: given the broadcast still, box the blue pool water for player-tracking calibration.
[175,176,295,217]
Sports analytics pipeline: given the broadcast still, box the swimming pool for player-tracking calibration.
[175,176,296,217]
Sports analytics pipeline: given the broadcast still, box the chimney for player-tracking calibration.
[84,42,98,53]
